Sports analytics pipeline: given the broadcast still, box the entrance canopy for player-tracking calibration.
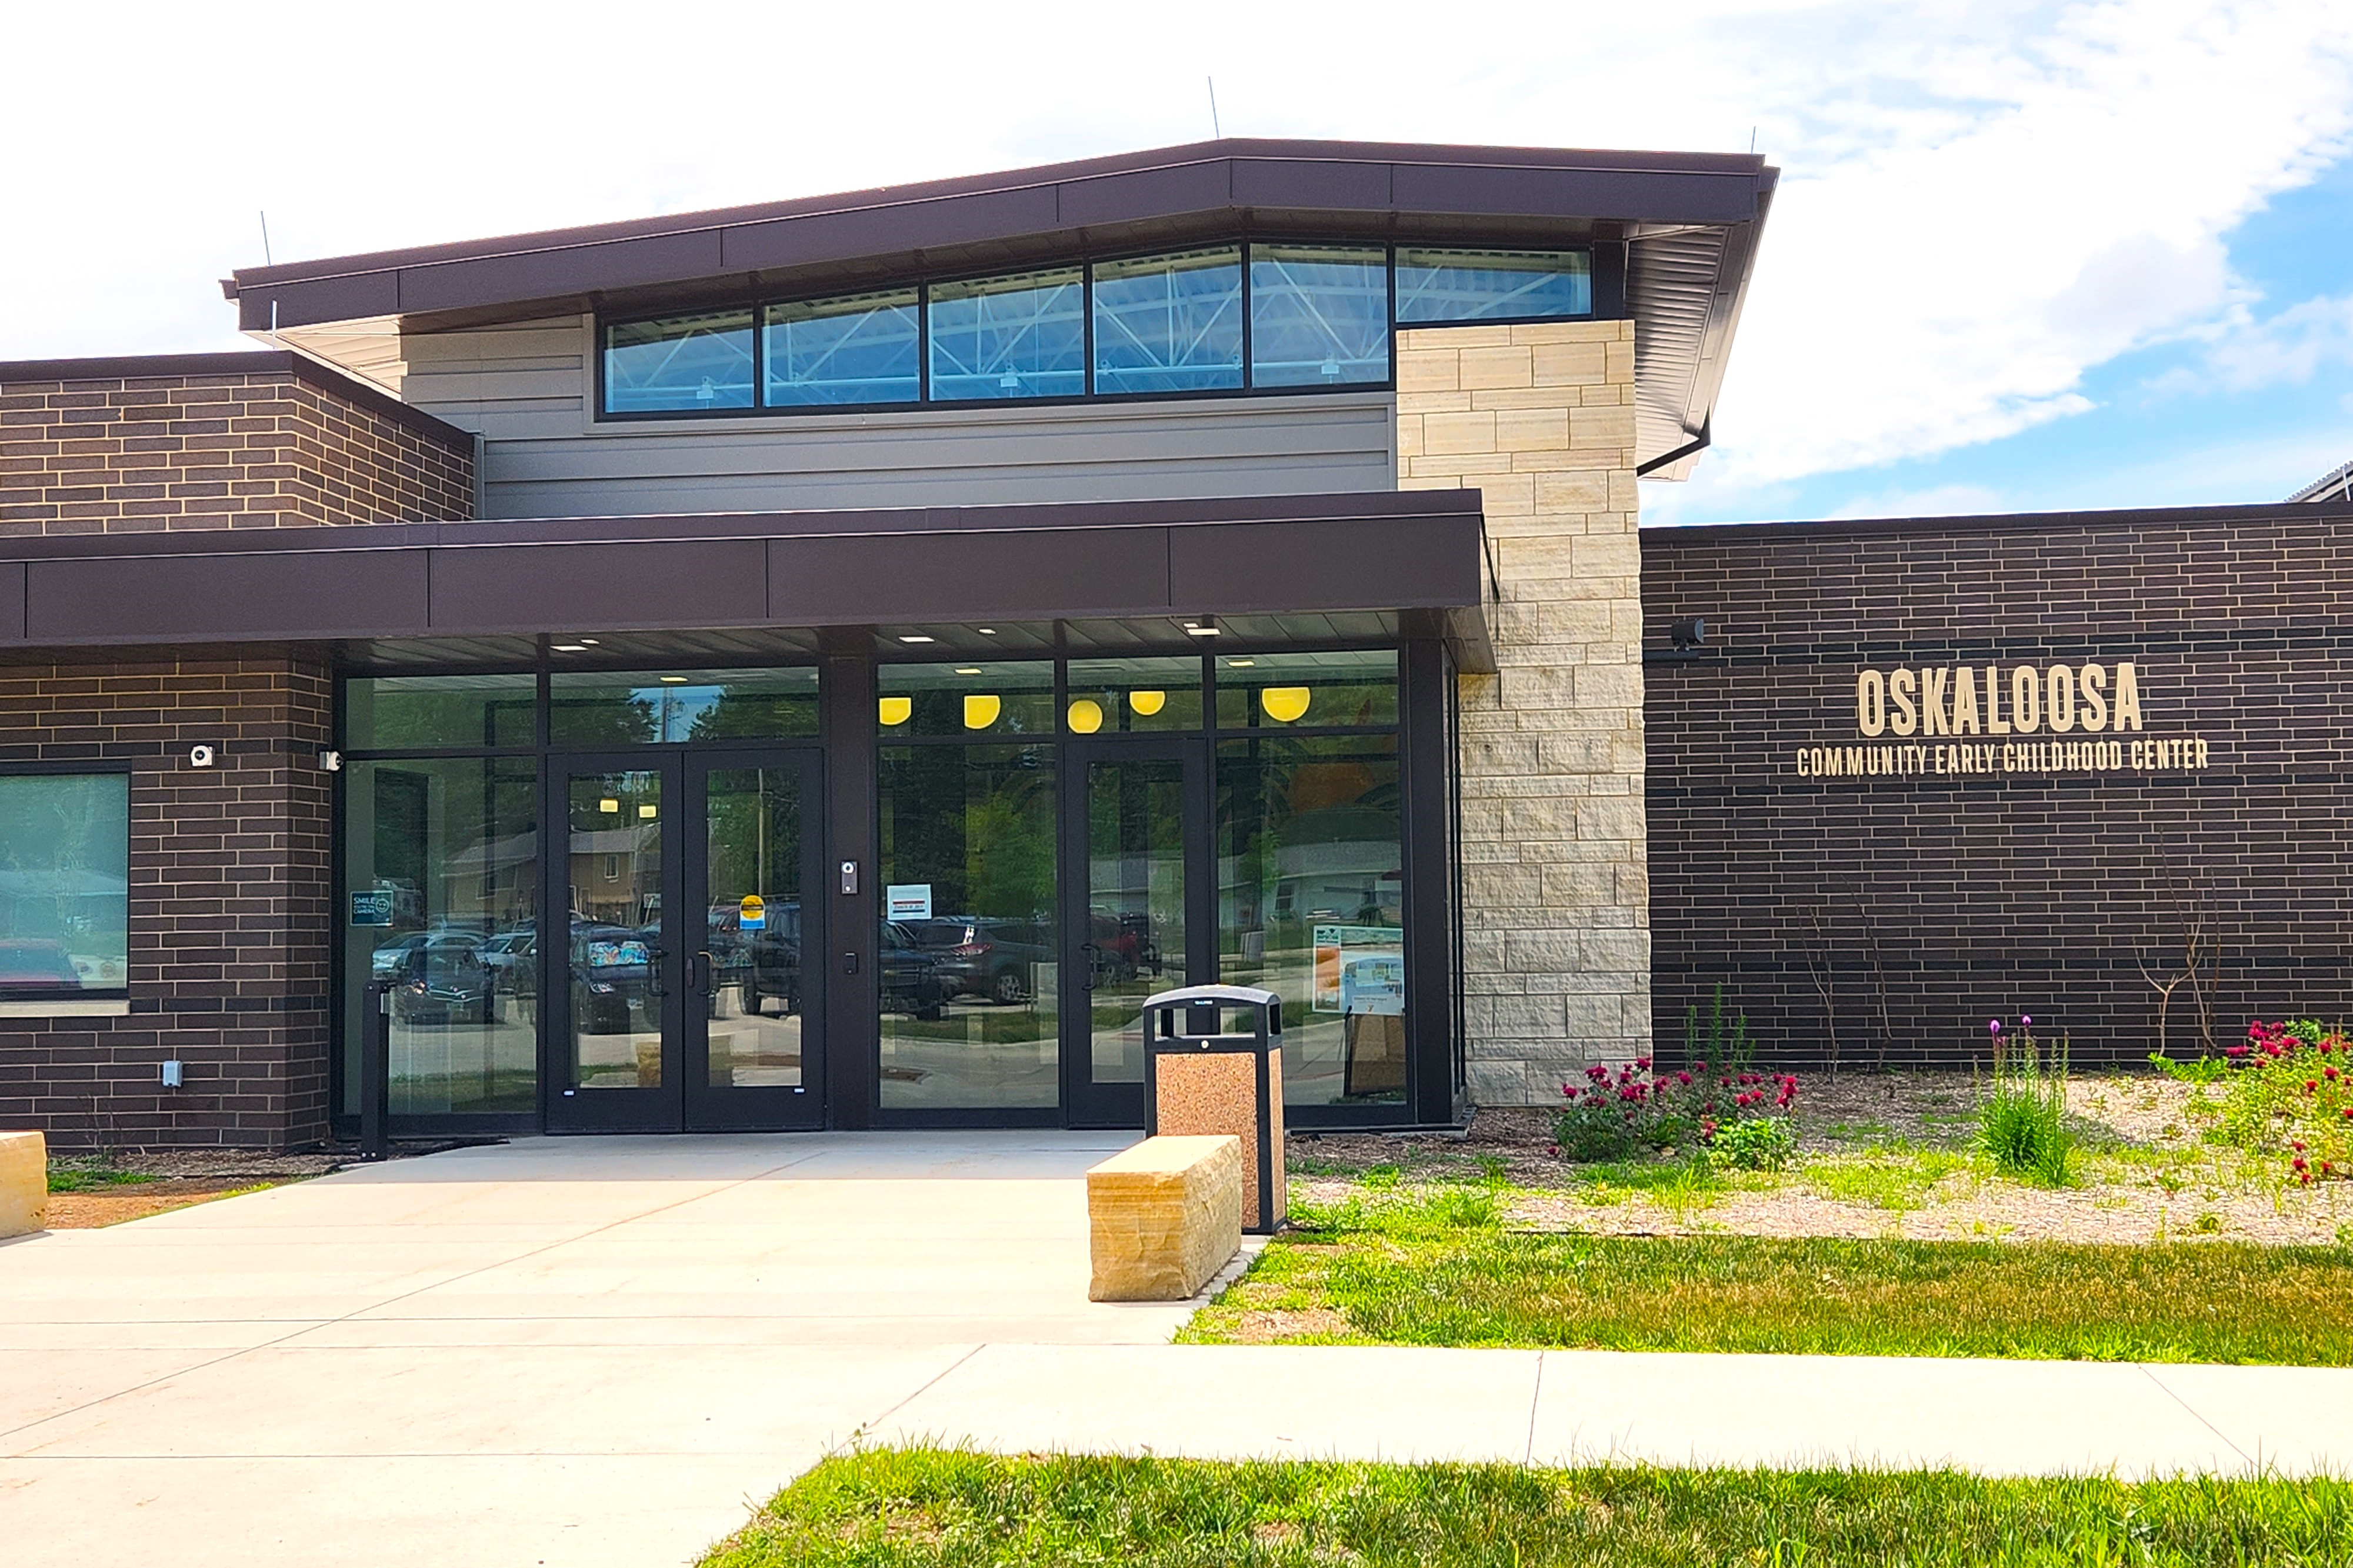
[0,489,1494,671]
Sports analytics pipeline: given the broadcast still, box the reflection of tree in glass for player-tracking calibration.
[687,689,816,742]
[552,692,660,746]
[967,778,1054,919]
[0,777,126,951]
[361,687,535,748]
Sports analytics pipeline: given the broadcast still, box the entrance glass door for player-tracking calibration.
[1064,739,1211,1126]
[545,749,824,1132]
[685,750,825,1130]
[549,756,681,1130]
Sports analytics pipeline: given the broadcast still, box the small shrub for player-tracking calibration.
[2157,1019,2353,1185]
[1553,1057,1799,1164]
[1685,983,1756,1075]
[1978,1023,2073,1186]
[1707,1115,1796,1172]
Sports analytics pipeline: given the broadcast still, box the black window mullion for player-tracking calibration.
[918,283,931,403]
[1239,239,1255,390]
[1082,261,1095,397]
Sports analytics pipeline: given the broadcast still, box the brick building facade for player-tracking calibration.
[0,351,474,535]
[1642,504,2353,1070]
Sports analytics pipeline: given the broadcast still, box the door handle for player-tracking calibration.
[1079,941,1098,992]
[694,950,716,995]
[648,946,669,997]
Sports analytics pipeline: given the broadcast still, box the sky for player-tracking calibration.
[6,0,2352,523]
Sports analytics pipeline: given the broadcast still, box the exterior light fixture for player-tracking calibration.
[878,697,912,726]
[658,675,689,684]
[1182,616,1219,637]
[1066,698,1104,734]
[1128,689,1166,716]
[1261,686,1312,723]
[1670,617,1707,650]
[578,638,599,646]
[977,628,998,636]
[598,798,621,814]
[954,667,983,676]
[962,694,1001,730]
[1227,658,1256,669]
[552,643,590,652]
[898,633,935,644]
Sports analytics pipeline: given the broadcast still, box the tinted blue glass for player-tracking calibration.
[603,311,755,413]
[1249,245,1389,388]
[1092,247,1243,395]
[764,289,919,406]
[928,268,1085,401]
[1395,248,1591,322]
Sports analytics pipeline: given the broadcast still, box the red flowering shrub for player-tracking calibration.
[1554,1056,1799,1164]
[2187,1019,2353,1184]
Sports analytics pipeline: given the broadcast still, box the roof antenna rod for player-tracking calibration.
[1208,76,1222,139]
[1749,126,1757,154]
[259,209,274,266]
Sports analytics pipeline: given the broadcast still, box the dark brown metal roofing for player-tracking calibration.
[218,138,1775,474]
[0,488,1496,670]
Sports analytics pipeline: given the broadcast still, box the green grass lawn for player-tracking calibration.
[704,1449,2353,1567]
[1180,1189,2353,1364]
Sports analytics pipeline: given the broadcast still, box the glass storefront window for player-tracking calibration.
[345,674,537,750]
[1395,247,1592,322]
[1091,247,1244,396]
[1215,649,1398,729]
[878,661,1055,738]
[1065,656,1202,734]
[0,772,129,998]
[603,310,756,413]
[877,744,1058,1108]
[764,288,921,406]
[1217,736,1404,1106]
[928,268,1085,402]
[341,758,539,1115]
[549,668,818,746]
[1249,243,1389,388]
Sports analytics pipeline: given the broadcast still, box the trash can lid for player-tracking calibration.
[1143,983,1280,1010]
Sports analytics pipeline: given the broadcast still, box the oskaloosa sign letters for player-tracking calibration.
[1794,661,2214,778]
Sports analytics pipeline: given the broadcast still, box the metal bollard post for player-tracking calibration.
[361,979,392,1162]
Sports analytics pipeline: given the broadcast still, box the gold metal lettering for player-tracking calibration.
[1856,670,1887,736]
[2114,662,2142,730]
[2010,664,2039,733]
[2079,664,2108,732]
[2047,665,2075,732]
[1922,668,1949,735]
[1890,669,1918,736]
[1952,666,1981,734]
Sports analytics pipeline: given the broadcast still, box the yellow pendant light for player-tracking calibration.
[1066,698,1104,734]
[1128,689,1166,716]
[963,693,1002,730]
[1261,686,1312,723]
[878,696,912,727]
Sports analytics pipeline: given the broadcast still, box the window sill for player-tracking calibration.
[0,999,131,1018]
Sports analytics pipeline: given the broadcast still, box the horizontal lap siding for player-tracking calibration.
[401,315,1398,518]
[1641,511,2353,1070]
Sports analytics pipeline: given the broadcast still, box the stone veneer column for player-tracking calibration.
[1394,320,1650,1105]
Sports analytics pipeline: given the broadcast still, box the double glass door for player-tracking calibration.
[1062,738,1213,1126]
[546,749,825,1132]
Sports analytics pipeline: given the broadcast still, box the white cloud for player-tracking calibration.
[2172,292,2353,391]
[4,0,2350,503]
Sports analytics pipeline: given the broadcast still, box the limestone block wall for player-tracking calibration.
[1395,320,1650,1104]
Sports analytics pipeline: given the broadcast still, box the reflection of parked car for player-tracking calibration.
[388,934,499,1025]
[914,916,1050,1005]
[480,929,538,995]
[740,901,804,1017]
[570,921,652,1034]
[881,920,949,1019]
[0,938,84,993]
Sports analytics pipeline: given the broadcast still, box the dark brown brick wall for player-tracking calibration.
[0,660,333,1150]
[0,357,473,535]
[1641,503,2353,1071]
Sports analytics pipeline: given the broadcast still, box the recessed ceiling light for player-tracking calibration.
[954,667,982,676]
[976,628,998,635]
[658,676,689,683]
[898,634,935,645]
[1228,658,1257,668]
[578,638,600,645]
[552,643,589,652]
[1182,615,1219,637]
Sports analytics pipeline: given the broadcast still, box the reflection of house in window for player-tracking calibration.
[603,854,620,882]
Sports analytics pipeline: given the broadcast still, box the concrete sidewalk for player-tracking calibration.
[3,1135,2346,1568]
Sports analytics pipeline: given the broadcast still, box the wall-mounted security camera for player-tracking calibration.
[188,744,218,768]
[319,750,343,773]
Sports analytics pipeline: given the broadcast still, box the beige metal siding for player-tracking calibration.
[400,315,1398,519]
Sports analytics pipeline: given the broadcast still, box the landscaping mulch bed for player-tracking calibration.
[42,1179,291,1229]
[1288,1072,2351,1246]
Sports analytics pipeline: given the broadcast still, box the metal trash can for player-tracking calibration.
[1141,983,1285,1233]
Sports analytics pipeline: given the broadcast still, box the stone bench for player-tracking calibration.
[1086,1134,1243,1302]
[0,1129,46,1239]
